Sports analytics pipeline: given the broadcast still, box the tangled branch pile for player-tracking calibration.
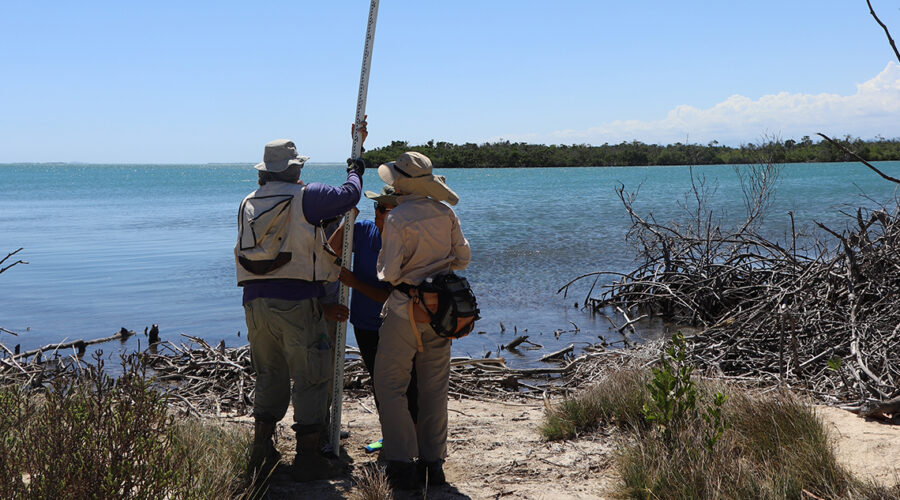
[2,332,652,417]
[570,164,899,407]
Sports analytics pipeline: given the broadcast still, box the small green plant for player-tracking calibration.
[642,332,697,444]
[701,391,729,452]
[826,356,842,372]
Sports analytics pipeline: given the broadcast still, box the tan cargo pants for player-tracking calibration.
[244,297,333,432]
[374,310,451,462]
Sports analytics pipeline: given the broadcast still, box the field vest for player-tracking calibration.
[235,181,340,285]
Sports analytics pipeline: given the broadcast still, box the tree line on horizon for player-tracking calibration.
[362,136,900,168]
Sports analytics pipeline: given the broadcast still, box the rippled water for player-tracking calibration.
[2,161,898,367]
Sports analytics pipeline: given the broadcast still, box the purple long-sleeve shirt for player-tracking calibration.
[301,172,362,225]
[242,170,361,305]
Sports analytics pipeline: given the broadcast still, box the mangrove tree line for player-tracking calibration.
[363,136,900,168]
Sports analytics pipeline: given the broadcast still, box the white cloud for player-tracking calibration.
[497,62,900,146]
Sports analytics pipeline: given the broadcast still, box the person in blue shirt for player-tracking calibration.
[329,186,419,430]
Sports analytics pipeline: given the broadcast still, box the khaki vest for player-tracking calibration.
[235,182,340,285]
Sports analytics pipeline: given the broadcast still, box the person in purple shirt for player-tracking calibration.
[235,122,367,482]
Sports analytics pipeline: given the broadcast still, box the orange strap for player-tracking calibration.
[407,298,425,353]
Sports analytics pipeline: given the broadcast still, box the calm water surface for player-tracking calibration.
[2,162,899,367]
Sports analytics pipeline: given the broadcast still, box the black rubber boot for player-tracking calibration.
[417,459,447,488]
[386,460,419,490]
[247,420,281,482]
[292,432,342,482]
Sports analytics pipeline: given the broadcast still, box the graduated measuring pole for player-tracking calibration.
[329,0,380,456]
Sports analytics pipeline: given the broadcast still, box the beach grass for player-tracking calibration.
[539,367,649,440]
[349,462,393,500]
[541,361,899,499]
[617,389,853,499]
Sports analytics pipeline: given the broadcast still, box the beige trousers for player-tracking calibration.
[245,297,333,432]
[374,310,451,462]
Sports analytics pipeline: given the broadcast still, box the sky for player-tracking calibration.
[1,1,899,164]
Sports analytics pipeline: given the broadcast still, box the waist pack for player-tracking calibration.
[402,273,480,340]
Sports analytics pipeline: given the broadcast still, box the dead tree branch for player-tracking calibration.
[0,248,28,275]
[817,133,900,184]
[867,0,900,64]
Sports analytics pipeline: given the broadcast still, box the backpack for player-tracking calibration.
[410,273,480,339]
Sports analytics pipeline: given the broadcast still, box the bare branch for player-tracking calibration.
[867,0,900,64]
[0,248,28,274]
[817,133,900,184]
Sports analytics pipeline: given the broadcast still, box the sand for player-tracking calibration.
[817,405,900,488]
[228,394,899,499]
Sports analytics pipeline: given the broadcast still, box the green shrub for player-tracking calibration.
[0,353,252,499]
[642,332,699,444]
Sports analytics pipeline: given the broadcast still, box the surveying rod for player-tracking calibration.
[329,0,380,456]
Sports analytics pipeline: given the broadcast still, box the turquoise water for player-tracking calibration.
[2,162,899,367]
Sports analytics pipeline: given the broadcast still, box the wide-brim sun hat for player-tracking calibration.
[364,185,400,206]
[377,151,459,206]
[254,139,310,173]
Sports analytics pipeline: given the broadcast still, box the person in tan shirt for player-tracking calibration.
[373,151,470,490]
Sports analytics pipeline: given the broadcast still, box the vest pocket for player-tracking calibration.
[238,194,294,275]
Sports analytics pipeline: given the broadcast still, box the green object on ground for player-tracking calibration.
[364,438,383,453]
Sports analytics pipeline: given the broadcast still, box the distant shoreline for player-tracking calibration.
[4,159,900,169]
[364,136,900,169]
[4,135,900,167]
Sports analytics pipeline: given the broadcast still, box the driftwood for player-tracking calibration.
[538,344,574,363]
[0,327,18,337]
[0,331,657,416]
[859,395,900,423]
[13,328,136,361]
[502,335,529,350]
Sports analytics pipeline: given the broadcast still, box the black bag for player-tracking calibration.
[414,273,480,339]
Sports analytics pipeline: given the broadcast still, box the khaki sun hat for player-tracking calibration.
[364,185,400,206]
[254,139,310,173]
[377,151,459,206]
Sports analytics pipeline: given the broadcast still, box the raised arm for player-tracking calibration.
[302,170,362,226]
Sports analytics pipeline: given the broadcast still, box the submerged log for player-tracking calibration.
[503,336,528,350]
[12,328,137,361]
[539,344,574,363]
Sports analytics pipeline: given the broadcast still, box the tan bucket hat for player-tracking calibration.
[254,139,310,173]
[377,151,459,206]
[364,185,400,206]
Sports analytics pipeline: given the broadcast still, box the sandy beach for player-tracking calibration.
[225,392,900,499]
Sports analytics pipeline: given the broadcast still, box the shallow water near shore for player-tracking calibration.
[2,161,899,367]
